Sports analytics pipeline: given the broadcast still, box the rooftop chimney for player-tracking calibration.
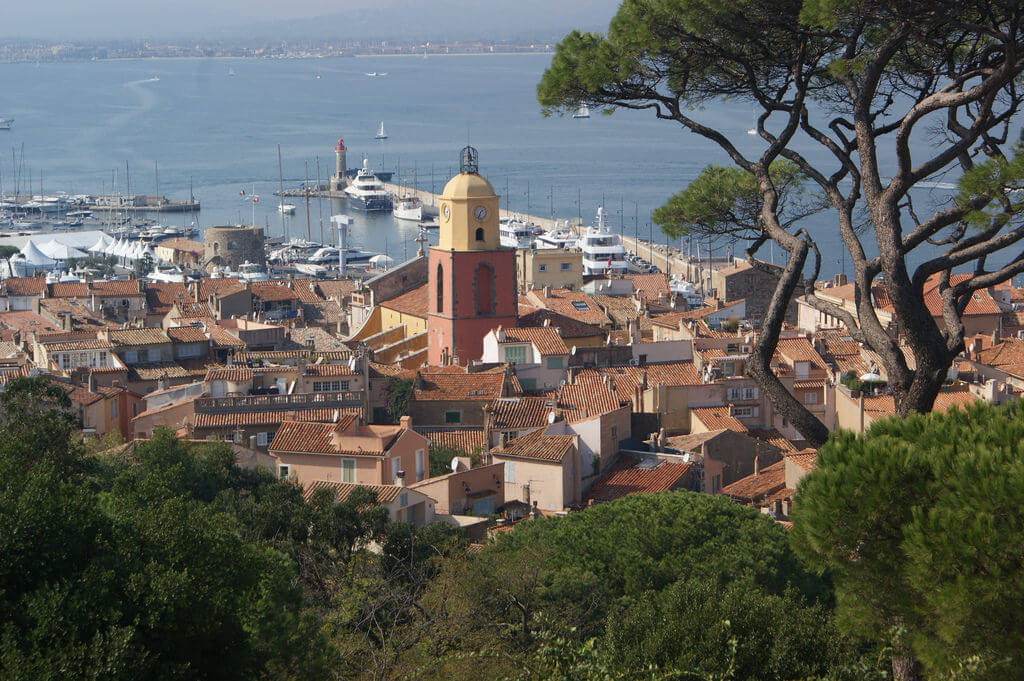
[399,414,412,430]
[396,470,406,487]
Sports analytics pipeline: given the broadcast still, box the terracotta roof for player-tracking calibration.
[0,310,61,334]
[370,361,417,379]
[499,326,569,355]
[721,460,787,502]
[237,349,352,362]
[775,337,828,371]
[793,379,826,389]
[976,339,1024,376]
[302,479,403,504]
[585,454,692,503]
[302,363,357,377]
[106,328,171,346]
[557,381,625,420]
[415,427,487,453]
[2,277,47,296]
[490,427,574,462]
[748,428,800,454]
[286,327,349,351]
[205,368,255,382]
[380,283,428,317]
[194,408,346,429]
[315,279,358,300]
[690,406,748,433]
[786,449,818,472]
[527,289,610,325]
[270,417,364,455]
[627,272,671,303]
[166,326,209,343]
[41,338,112,352]
[250,281,300,302]
[516,308,606,340]
[921,273,1002,317]
[717,260,754,277]
[486,397,556,430]
[90,279,143,297]
[413,371,506,401]
[199,277,244,300]
[145,282,192,314]
[813,328,861,358]
[287,279,327,304]
[573,361,701,404]
[47,282,89,298]
[129,362,193,380]
[861,385,978,418]
[157,237,204,254]
[208,325,246,347]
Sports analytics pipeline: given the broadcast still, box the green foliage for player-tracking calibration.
[428,444,483,477]
[719,317,740,333]
[957,133,1024,228]
[0,246,19,259]
[791,400,1024,680]
[133,252,155,277]
[653,161,811,241]
[384,376,413,424]
[839,371,862,392]
[74,254,117,277]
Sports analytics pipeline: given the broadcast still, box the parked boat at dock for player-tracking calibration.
[580,207,628,276]
[344,159,393,212]
[499,216,536,249]
[393,196,423,222]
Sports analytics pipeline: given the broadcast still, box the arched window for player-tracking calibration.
[475,262,494,315]
[435,263,444,312]
[475,227,484,241]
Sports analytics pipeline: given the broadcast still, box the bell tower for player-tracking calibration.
[428,147,518,366]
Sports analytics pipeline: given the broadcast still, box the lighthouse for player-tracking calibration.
[331,138,348,191]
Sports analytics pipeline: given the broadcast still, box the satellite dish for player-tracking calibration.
[547,410,557,424]
[571,345,577,355]
[450,457,460,473]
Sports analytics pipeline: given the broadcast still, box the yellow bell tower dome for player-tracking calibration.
[437,146,501,251]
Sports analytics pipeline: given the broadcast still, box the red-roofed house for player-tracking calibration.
[489,426,581,512]
[480,325,569,390]
[584,453,695,504]
[270,414,430,489]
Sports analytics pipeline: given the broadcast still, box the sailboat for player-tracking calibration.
[228,67,236,77]
[375,121,388,140]
[573,104,591,119]
[747,108,757,135]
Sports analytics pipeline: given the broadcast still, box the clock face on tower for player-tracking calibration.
[473,205,488,221]
[442,204,451,221]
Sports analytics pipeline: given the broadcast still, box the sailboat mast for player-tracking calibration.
[278,144,287,242]
[315,157,324,246]
[304,162,312,243]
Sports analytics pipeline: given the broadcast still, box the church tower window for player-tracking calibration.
[436,264,444,312]
[475,227,484,242]
[475,262,494,315]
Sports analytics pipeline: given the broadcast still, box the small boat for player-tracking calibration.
[375,121,388,140]
[393,196,423,222]
[313,73,322,79]
[237,261,269,282]
[499,216,537,249]
[228,67,236,77]
[365,72,377,77]
[572,104,590,119]
[0,119,12,131]
[278,204,297,214]
[536,226,579,250]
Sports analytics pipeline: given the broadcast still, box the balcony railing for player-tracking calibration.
[195,390,364,413]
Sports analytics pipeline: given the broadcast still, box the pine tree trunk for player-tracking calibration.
[891,652,922,681]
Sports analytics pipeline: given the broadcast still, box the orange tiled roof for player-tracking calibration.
[158,237,204,254]
[499,326,569,356]
[166,326,209,343]
[250,281,300,302]
[2,277,47,296]
[304,364,357,377]
[557,381,626,419]
[862,385,979,417]
[194,408,347,429]
[42,338,112,352]
[205,368,255,382]
[269,417,364,455]
[585,455,692,503]
[690,406,748,433]
[487,397,556,430]
[490,427,574,462]
[775,337,828,371]
[721,460,787,502]
[316,279,358,300]
[208,326,246,348]
[574,361,701,404]
[302,479,403,504]
[786,449,818,472]
[106,327,171,346]
[921,273,1002,317]
[627,272,671,303]
[976,339,1024,375]
[90,279,144,297]
[289,279,327,304]
[416,427,487,453]
[380,283,428,317]
[528,289,610,326]
[48,282,90,298]
[414,371,506,401]
[748,428,800,454]
[517,308,606,340]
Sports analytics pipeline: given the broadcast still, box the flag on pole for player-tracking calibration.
[252,196,260,203]
[239,188,246,196]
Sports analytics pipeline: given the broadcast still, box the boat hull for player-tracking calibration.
[346,196,393,212]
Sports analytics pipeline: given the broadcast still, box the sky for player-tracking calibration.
[1,0,622,41]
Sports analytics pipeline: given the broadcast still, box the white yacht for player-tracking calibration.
[237,261,270,282]
[536,222,579,250]
[0,119,13,130]
[499,216,536,249]
[670,275,705,308]
[573,104,590,119]
[393,196,423,221]
[579,207,629,276]
[278,204,296,214]
[344,159,393,212]
[375,121,388,140]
